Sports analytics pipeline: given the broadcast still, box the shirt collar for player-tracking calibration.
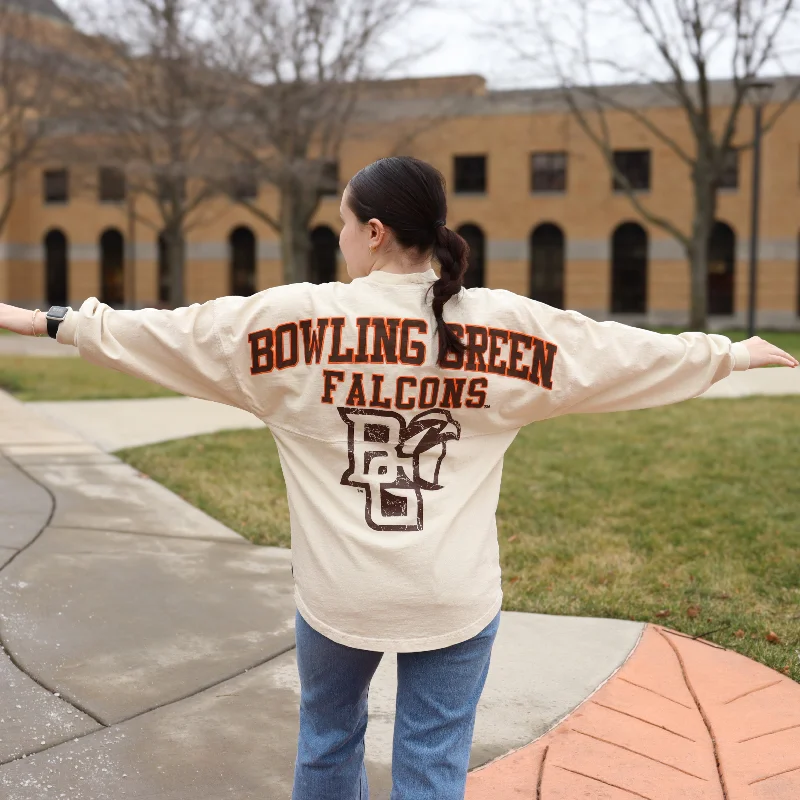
[360,267,438,285]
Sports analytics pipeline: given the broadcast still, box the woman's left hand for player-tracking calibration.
[0,303,47,336]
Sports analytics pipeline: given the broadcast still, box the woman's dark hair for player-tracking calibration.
[346,156,468,368]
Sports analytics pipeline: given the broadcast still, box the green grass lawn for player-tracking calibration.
[0,356,180,401]
[115,395,800,682]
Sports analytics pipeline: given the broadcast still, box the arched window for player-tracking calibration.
[708,222,735,315]
[229,226,257,296]
[456,223,485,289]
[529,223,565,309]
[100,228,125,307]
[611,222,648,314]
[44,229,68,307]
[308,225,338,284]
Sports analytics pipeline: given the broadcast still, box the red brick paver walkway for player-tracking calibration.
[467,624,800,799]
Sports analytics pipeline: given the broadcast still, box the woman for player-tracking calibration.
[1,156,797,800]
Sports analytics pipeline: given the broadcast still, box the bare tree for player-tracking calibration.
[56,0,231,307]
[497,0,800,330]
[0,0,65,237]
[205,0,440,284]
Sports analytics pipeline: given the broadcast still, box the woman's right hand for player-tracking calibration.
[742,336,799,369]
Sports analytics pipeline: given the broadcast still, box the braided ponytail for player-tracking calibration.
[429,225,468,367]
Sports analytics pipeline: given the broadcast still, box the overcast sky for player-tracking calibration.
[387,0,800,89]
[382,1,521,88]
[60,0,800,90]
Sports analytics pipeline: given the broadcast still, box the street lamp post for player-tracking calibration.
[745,80,774,339]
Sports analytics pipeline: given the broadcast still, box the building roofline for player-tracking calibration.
[354,74,800,122]
[6,0,72,26]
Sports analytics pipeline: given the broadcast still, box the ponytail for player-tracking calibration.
[346,156,469,367]
[428,225,468,368]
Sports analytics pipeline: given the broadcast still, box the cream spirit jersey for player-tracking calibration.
[56,267,751,651]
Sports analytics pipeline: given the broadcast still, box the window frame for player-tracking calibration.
[612,149,651,192]
[43,168,69,205]
[98,166,127,204]
[156,175,187,202]
[453,155,487,194]
[531,151,567,193]
[319,159,339,198]
[229,173,259,202]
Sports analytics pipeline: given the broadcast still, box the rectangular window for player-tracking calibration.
[99,167,126,203]
[43,169,69,204]
[230,173,258,201]
[319,159,339,197]
[612,150,650,191]
[156,175,186,202]
[531,151,567,192]
[719,147,738,189]
[454,155,487,193]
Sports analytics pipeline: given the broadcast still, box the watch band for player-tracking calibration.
[46,315,60,339]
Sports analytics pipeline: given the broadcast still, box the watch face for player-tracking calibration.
[47,306,69,320]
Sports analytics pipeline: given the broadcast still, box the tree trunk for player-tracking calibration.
[165,229,185,308]
[279,181,316,284]
[687,167,716,331]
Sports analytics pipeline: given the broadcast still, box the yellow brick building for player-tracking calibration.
[1,0,799,331]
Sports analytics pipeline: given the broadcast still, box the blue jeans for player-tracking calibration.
[291,608,501,800]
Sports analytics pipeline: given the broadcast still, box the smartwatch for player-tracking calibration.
[45,306,70,339]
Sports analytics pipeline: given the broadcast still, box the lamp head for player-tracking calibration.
[745,79,775,107]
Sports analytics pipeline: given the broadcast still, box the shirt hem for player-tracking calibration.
[294,588,504,652]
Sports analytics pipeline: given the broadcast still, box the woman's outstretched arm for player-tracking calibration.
[512,302,798,423]
[0,299,257,412]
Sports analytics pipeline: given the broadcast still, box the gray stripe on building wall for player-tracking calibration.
[763,239,798,261]
[736,238,799,262]
[565,240,610,261]
[650,237,799,263]
[187,240,282,260]
[187,242,228,260]
[2,237,796,265]
[0,239,284,262]
[258,241,281,260]
[0,243,41,261]
[736,240,750,261]
[481,237,797,262]
[649,239,686,260]
[486,240,527,261]
[71,244,100,261]
[487,239,615,261]
[134,242,158,261]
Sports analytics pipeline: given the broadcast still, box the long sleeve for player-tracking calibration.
[56,296,255,412]
[521,306,751,423]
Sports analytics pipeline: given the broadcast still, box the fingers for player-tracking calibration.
[766,345,798,367]
[777,353,799,367]
[745,337,799,368]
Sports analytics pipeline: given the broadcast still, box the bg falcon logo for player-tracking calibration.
[338,407,461,531]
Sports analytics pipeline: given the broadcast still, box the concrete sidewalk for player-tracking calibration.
[1,388,799,799]
[27,395,265,451]
[0,335,78,358]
